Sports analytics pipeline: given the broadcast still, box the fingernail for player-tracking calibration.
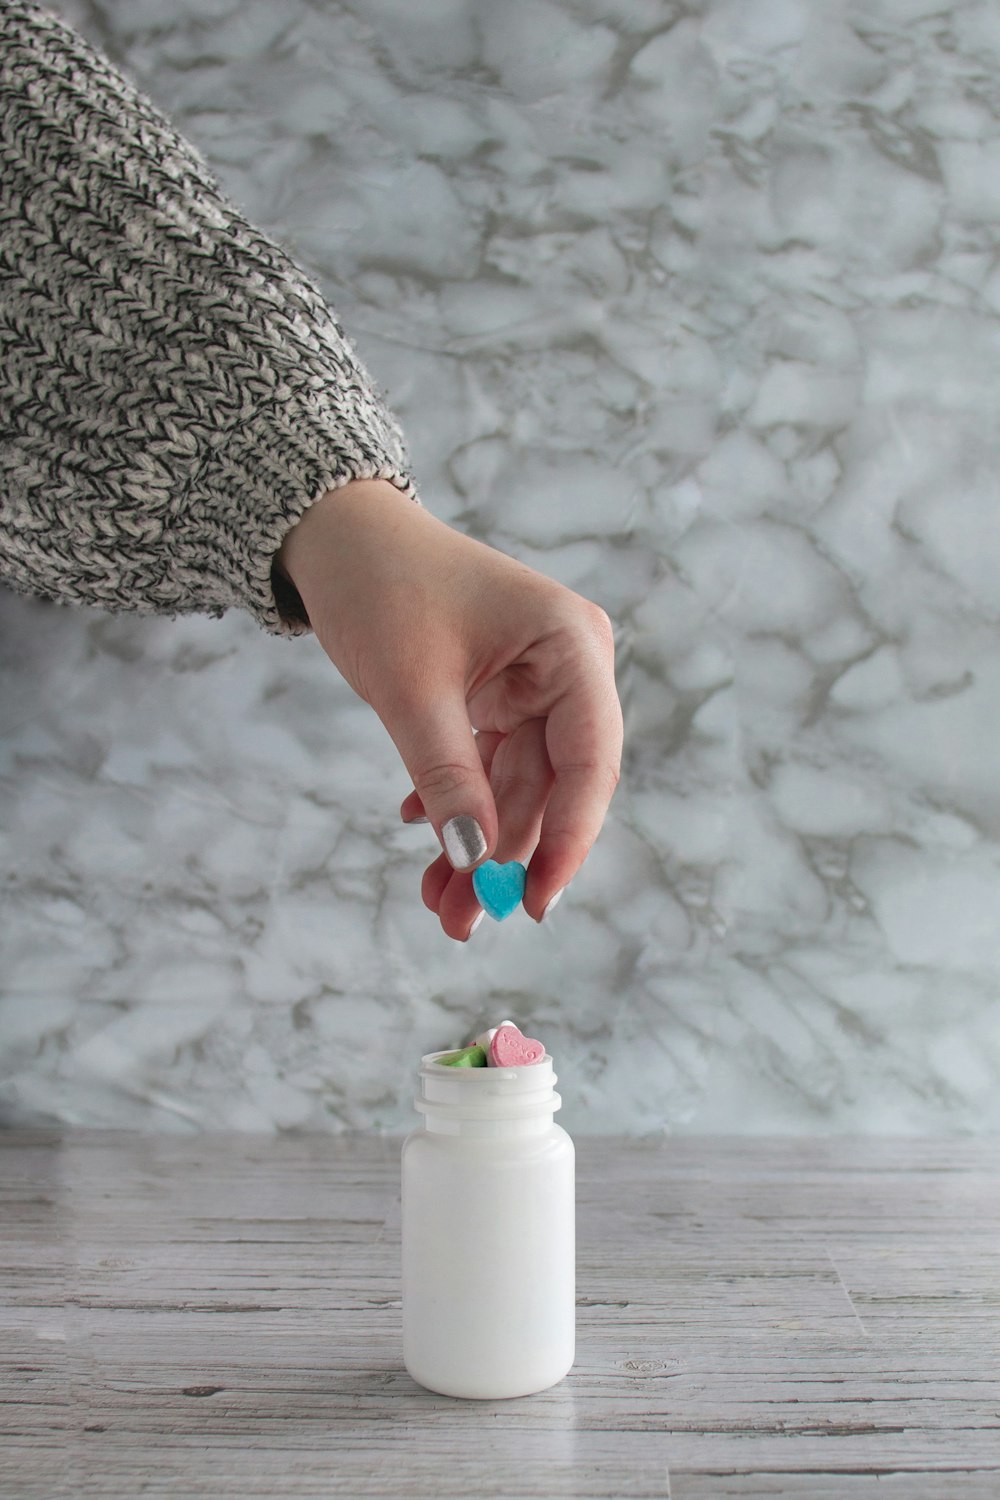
[441,815,487,871]
[403,814,429,825]
[540,887,566,922]
[466,910,485,940]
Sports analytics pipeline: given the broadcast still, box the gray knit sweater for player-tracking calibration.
[0,2,418,635]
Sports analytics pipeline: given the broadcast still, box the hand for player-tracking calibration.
[276,479,623,941]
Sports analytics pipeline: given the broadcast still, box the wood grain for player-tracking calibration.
[2,1133,999,1498]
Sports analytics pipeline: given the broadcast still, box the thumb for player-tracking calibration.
[381,690,498,871]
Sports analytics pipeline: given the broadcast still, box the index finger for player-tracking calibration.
[523,673,623,921]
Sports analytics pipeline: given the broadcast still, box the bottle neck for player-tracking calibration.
[424,1115,554,1138]
[415,1051,561,1137]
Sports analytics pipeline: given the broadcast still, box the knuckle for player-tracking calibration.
[584,603,616,657]
[585,601,614,637]
[414,761,477,802]
[543,823,597,864]
[562,758,621,802]
[549,591,615,653]
[493,770,539,800]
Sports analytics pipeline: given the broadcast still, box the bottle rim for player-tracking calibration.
[421,1048,554,1071]
[415,1050,561,1120]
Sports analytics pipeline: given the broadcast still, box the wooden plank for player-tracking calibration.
[2,1133,999,1498]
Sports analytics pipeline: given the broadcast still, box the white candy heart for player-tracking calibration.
[473,1019,515,1059]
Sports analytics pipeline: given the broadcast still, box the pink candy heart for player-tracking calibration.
[489,1023,545,1068]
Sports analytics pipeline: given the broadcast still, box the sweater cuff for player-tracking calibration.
[177,379,419,637]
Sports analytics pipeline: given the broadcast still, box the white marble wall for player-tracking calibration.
[3,0,1000,1134]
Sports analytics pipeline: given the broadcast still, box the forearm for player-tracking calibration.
[0,2,417,634]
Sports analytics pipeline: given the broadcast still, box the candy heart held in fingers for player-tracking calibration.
[472,860,526,921]
[489,1023,545,1068]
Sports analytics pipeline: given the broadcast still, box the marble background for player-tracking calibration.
[3,0,1000,1134]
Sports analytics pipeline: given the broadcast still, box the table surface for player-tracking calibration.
[2,1132,999,1499]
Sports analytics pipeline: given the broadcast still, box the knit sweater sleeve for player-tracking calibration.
[0,2,419,635]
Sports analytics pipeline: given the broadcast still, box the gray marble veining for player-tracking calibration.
[3,0,1000,1133]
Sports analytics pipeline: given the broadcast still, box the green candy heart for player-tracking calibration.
[435,1044,488,1068]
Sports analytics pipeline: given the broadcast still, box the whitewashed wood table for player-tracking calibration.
[2,1133,999,1499]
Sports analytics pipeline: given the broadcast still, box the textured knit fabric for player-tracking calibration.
[0,2,418,635]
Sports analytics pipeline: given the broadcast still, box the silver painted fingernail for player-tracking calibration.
[404,815,429,824]
[467,911,485,940]
[441,815,487,871]
[541,887,566,921]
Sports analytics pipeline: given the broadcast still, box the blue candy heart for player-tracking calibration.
[472,859,526,922]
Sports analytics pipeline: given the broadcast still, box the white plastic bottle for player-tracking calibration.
[401,1047,575,1399]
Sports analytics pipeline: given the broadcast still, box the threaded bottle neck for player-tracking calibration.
[415,1051,561,1136]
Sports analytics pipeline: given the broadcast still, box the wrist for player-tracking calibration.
[275,477,415,619]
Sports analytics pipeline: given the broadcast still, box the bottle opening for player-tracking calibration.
[415,1050,561,1122]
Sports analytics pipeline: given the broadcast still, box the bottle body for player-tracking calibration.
[401,1052,575,1399]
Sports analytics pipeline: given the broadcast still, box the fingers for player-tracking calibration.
[420,853,454,913]
[523,638,623,921]
[522,758,619,919]
[427,720,554,941]
[421,854,481,942]
[380,688,499,873]
[401,600,623,938]
[400,733,503,825]
[400,791,429,824]
[409,729,517,941]
[488,719,553,863]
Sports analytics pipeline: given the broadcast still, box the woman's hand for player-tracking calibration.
[277,479,623,941]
